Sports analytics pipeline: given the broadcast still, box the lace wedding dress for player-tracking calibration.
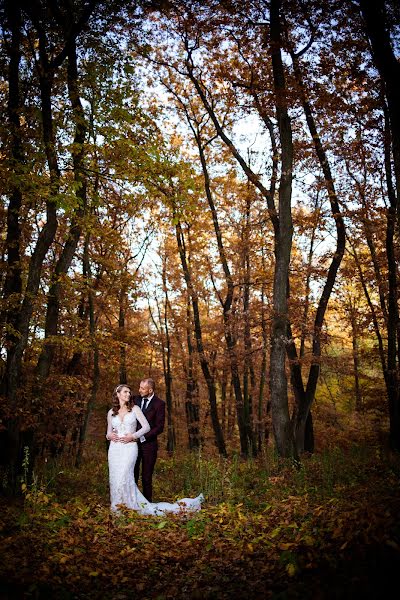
[107,407,203,515]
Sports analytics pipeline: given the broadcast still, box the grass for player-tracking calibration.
[11,434,400,510]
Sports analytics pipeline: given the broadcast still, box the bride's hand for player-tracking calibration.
[120,434,136,444]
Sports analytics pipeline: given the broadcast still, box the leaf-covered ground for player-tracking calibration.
[1,435,400,599]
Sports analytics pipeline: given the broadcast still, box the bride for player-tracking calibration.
[106,384,203,515]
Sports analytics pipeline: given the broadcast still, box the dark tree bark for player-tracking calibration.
[360,0,400,450]
[35,35,87,381]
[1,0,98,485]
[347,240,387,377]
[344,157,388,322]
[268,0,295,458]
[285,27,346,455]
[299,193,321,360]
[1,1,23,334]
[166,79,251,456]
[1,10,60,480]
[348,298,363,412]
[76,235,99,467]
[242,194,257,456]
[258,249,270,451]
[175,221,227,456]
[180,11,296,457]
[184,297,200,450]
[164,281,200,451]
[148,282,175,453]
[196,137,248,456]
[118,285,128,385]
[161,261,175,453]
[382,101,400,450]
[0,0,25,479]
[183,34,279,234]
[359,0,400,199]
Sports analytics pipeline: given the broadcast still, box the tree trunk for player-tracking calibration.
[195,132,248,456]
[347,240,387,376]
[300,193,320,358]
[76,236,99,467]
[258,254,269,451]
[118,287,128,385]
[360,0,400,450]
[0,2,24,485]
[1,1,23,339]
[181,13,282,454]
[359,0,400,201]
[348,298,363,412]
[1,24,60,482]
[242,194,257,456]
[184,298,200,450]
[161,263,175,453]
[175,221,227,456]
[35,37,87,381]
[269,0,295,458]
[287,30,345,455]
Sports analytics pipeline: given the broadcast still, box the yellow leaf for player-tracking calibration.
[303,535,314,546]
[270,527,281,538]
[286,563,297,577]
[89,571,99,577]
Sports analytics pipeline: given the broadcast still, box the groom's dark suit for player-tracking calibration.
[134,394,165,502]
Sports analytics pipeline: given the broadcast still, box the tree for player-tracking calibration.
[0,0,98,483]
[359,0,400,450]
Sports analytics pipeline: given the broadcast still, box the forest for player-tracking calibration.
[0,0,399,598]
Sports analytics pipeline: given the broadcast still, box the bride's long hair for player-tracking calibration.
[112,384,133,416]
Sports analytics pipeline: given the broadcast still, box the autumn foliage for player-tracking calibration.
[0,0,400,596]
[1,414,400,599]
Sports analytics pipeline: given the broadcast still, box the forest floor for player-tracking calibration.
[1,412,400,600]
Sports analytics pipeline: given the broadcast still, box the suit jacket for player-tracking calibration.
[134,394,165,444]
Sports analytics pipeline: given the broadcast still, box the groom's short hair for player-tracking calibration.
[142,377,155,391]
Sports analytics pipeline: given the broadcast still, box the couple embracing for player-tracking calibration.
[106,378,203,515]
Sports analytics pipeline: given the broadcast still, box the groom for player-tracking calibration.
[134,378,166,502]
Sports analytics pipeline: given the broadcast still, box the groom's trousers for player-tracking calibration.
[134,440,158,502]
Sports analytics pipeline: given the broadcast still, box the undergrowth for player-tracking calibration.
[1,438,399,599]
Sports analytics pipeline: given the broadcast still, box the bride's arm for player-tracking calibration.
[133,406,150,438]
[119,406,150,443]
[106,409,116,441]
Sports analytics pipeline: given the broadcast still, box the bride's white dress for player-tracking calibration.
[107,406,203,515]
